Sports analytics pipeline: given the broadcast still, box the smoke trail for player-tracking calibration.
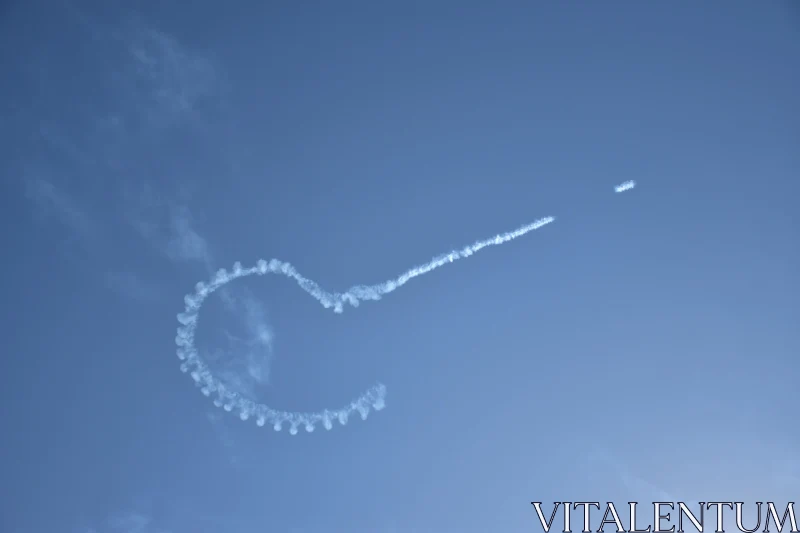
[614,180,636,193]
[175,216,555,435]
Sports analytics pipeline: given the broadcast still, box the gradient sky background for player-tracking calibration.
[1,1,798,532]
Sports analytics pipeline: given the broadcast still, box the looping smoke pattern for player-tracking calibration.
[175,181,635,436]
[174,216,555,434]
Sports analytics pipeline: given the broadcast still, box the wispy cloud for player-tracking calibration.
[206,410,242,468]
[106,512,160,533]
[590,446,800,502]
[227,290,276,384]
[16,7,219,304]
[61,4,220,145]
[124,186,213,267]
[79,510,171,533]
[90,505,262,533]
[23,173,96,247]
[587,447,689,503]
[163,204,213,265]
[770,458,800,490]
[124,21,218,129]
[103,271,162,303]
[22,172,162,303]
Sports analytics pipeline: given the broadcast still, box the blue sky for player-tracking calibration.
[2,1,798,532]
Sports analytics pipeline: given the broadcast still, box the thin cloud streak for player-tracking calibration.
[22,173,162,303]
[23,174,96,246]
[104,271,163,303]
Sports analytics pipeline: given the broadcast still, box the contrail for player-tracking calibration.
[175,216,555,435]
[614,180,636,193]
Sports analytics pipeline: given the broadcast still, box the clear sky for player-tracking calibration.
[2,1,798,532]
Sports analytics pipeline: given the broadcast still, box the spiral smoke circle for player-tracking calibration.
[174,216,557,435]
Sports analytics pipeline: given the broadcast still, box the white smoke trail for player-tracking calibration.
[175,216,555,435]
[614,180,636,193]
